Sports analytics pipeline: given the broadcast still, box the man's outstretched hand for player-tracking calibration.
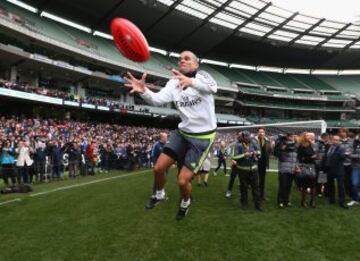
[124,72,147,94]
[172,69,193,90]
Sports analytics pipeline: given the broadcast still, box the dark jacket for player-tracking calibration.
[314,140,329,168]
[255,136,271,168]
[324,144,346,177]
[231,140,260,170]
[68,146,82,162]
[340,138,353,166]
[350,139,360,169]
[297,144,316,165]
[50,145,63,165]
[275,139,299,174]
[35,146,47,162]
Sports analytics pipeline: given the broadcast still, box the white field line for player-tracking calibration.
[30,170,149,197]
[0,170,149,206]
[0,198,22,206]
[211,166,278,172]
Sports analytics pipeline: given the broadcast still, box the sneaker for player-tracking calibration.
[225,173,230,177]
[145,195,167,209]
[213,171,217,176]
[346,200,359,207]
[225,191,232,198]
[286,202,293,208]
[278,203,284,208]
[176,200,191,220]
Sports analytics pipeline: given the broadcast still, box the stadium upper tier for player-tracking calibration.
[0,1,360,102]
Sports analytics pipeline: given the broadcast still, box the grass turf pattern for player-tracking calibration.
[0,169,359,261]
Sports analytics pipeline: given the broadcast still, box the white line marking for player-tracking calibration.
[211,166,278,172]
[0,198,22,206]
[30,170,149,197]
[0,170,149,206]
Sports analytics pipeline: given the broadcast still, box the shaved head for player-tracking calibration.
[178,50,199,74]
[180,51,199,63]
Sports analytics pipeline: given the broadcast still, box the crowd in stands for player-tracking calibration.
[0,116,169,187]
[0,78,151,112]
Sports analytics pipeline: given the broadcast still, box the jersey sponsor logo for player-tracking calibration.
[175,97,202,107]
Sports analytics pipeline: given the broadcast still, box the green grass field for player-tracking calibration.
[0,168,359,261]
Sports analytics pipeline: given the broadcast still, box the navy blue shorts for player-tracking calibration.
[163,130,216,174]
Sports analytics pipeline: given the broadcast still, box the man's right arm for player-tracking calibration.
[140,80,175,106]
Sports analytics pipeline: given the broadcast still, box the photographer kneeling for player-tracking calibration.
[275,133,298,208]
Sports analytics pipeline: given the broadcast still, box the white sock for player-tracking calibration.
[180,198,191,208]
[155,189,165,200]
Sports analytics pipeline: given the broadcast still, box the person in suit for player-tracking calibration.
[255,127,272,201]
[324,135,348,208]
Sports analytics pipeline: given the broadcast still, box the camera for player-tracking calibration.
[285,140,296,152]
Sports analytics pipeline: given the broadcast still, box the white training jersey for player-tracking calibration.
[140,70,217,133]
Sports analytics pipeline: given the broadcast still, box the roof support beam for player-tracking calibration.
[90,0,126,30]
[342,35,360,51]
[144,0,183,33]
[205,2,271,55]
[286,18,325,47]
[235,2,271,31]
[314,23,352,50]
[261,12,298,40]
[172,0,234,49]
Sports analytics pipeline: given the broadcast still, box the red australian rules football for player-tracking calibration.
[111,18,150,62]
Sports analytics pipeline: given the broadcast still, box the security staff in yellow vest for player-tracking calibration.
[232,131,263,211]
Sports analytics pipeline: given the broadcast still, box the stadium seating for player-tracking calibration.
[318,75,360,96]
[0,0,359,121]
[291,74,336,91]
[237,100,354,111]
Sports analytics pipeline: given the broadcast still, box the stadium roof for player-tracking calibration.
[14,0,360,69]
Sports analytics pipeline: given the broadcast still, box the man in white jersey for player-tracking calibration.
[124,50,217,220]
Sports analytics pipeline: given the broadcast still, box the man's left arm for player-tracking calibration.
[191,71,218,94]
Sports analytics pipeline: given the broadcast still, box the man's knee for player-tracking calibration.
[154,163,166,175]
[178,177,189,187]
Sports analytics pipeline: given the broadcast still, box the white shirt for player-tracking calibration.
[140,71,217,133]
